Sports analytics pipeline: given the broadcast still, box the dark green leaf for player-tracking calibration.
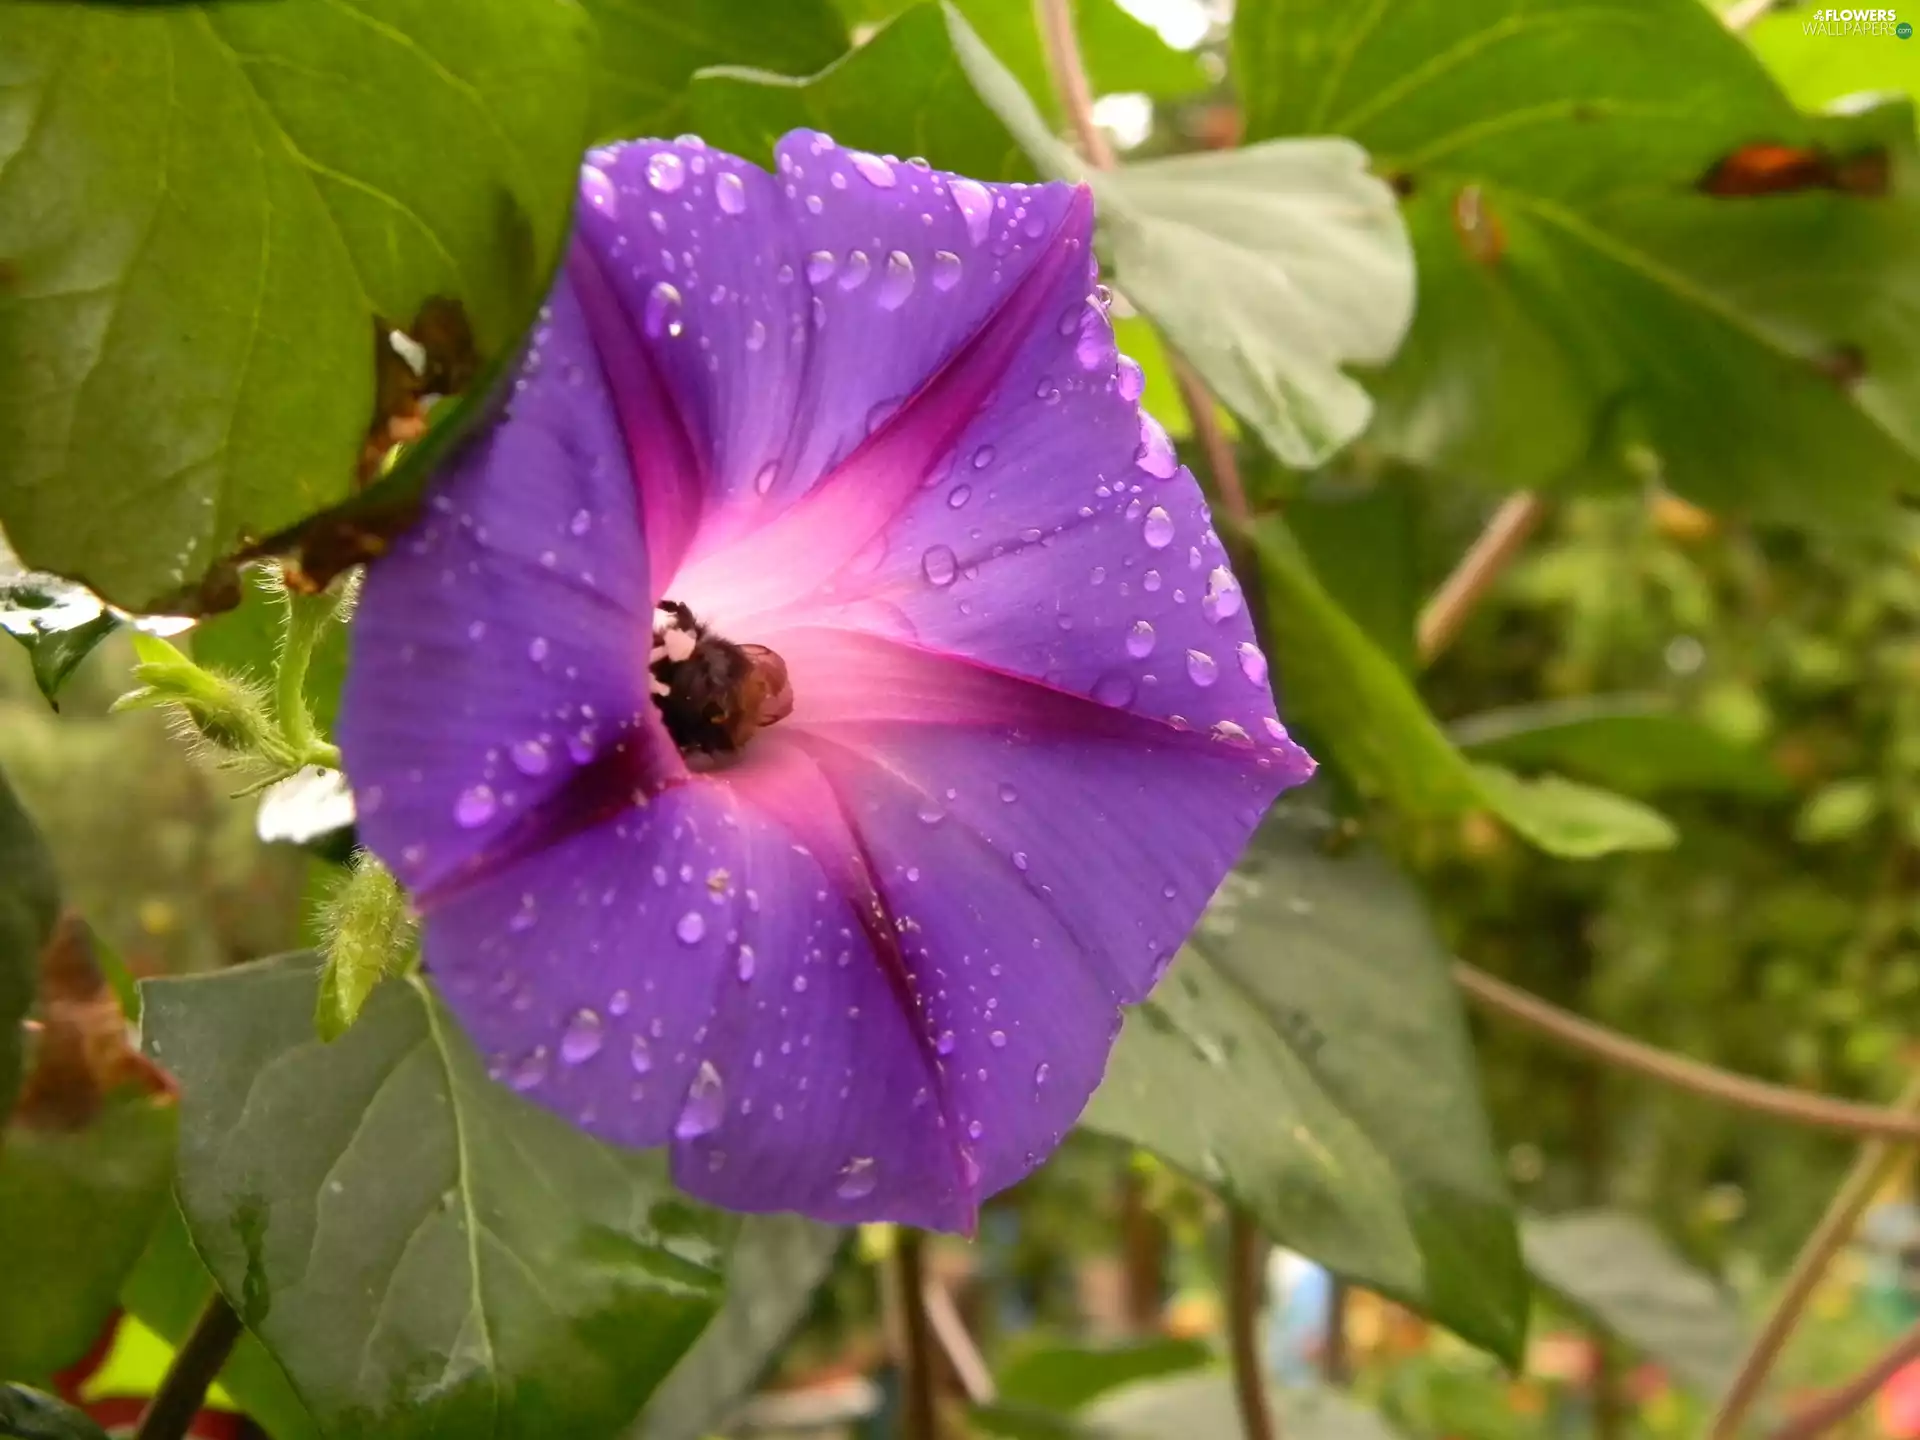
[1081,800,1527,1363]
[1524,1210,1747,1398]
[1249,516,1484,818]
[141,956,727,1438]
[945,7,1415,466]
[1086,1373,1408,1440]
[1470,764,1677,858]
[1451,697,1788,798]
[120,1202,320,1440]
[0,769,58,1125]
[690,4,1033,181]
[1235,0,1920,524]
[1249,516,1674,856]
[583,0,848,140]
[0,1,594,611]
[0,1094,178,1378]
[0,1386,111,1440]
[638,1216,846,1440]
[997,1338,1214,1414]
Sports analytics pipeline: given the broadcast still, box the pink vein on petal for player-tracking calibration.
[672,186,1099,631]
[568,239,707,592]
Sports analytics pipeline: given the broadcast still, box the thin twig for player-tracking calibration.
[895,1229,944,1440]
[1227,1210,1278,1440]
[1455,963,1920,1142]
[1710,1071,1920,1438]
[1763,1316,1920,1440]
[1416,493,1547,665]
[1170,354,1254,529]
[136,1294,245,1440]
[921,1268,996,1405]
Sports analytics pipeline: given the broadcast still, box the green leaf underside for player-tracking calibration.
[1470,764,1677,858]
[1451,696,1788,797]
[584,0,849,141]
[1081,801,1527,1363]
[0,1096,178,1379]
[1235,0,1920,527]
[0,769,59,1125]
[939,4,1416,468]
[141,956,727,1439]
[1523,1210,1748,1399]
[638,1215,846,1440]
[0,1,593,612]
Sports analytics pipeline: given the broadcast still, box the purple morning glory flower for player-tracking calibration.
[338,132,1314,1232]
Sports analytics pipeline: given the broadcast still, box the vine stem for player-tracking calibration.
[1763,1316,1920,1440]
[136,1294,244,1440]
[1454,963,1920,1142]
[1708,1071,1920,1438]
[894,1228,944,1440]
[1416,493,1546,665]
[1227,1210,1279,1440]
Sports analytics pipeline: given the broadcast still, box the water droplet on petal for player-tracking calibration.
[1116,355,1145,402]
[999,782,1019,803]
[1011,853,1029,873]
[990,1029,1008,1048]
[932,250,962,290]
[509,1048,548,1092]
[644,281,683,338]
[838,249,871,290]
[936,1030,957,1055]
[921,545,958,587]
[753,461,778,495]
[1238,642,1269,685]
[675,1060,724,1138]
[454,785,496,828]
[1143,506,1174,549]
[716,170,747,214]
[736,945,756,983]
[968,1118,985,1140]
[835,1156,878,1199]
[510,739,550,776]
[1092,669,1137,707]
[1264,717,1291,742]
[647,151,686,193]
[560,1010,604,1064]
[877,250,915,310]
[1136,413,1178,479]
[947,484,972,509]
[851,150,896,187]
[806,250,836,283]
[1205,566,1244,620]
[570,508,592,536]
[972,445,995,469]
[630,1035,653,1074]
[1034,1062,1050,1086]
[581,164,617,217]
[746,319,767,352]
[1126,619,1156,659]
[1186,649,1220,686]
[529,636,550,662]
[609,989,630,1017]
[676,911,706,944]
[948,176,994,245]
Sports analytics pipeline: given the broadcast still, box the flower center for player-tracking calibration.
[649,601,794,757]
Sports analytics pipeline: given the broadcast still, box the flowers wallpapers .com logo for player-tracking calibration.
[1802,7,1913,34]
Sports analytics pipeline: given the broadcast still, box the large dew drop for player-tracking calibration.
[921,545,959,588]
[932,250,963,291]
[836,1157,879,1200]
[454,785,496,829]
[947,177,994,246]
[674,1060,725,1138]
[560,1009,604,1065]
[1186,649,1220,687]
[1136,413,1178,479]
[851,151,897,188]
[716,171,747,214]
[647,151,686,193]
[1126,619,1156,659]
[644,281,684,338]
[676,910,706,945]
[581,164,617,218]
[1142,506,1175,549]
[877,250,916,311]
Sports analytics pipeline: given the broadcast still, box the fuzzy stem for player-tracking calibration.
[1456,962,1920,1141]
[136,1294,244,1440]
[1227,1210,1278,1440]
[1709,1071,1920,1438]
